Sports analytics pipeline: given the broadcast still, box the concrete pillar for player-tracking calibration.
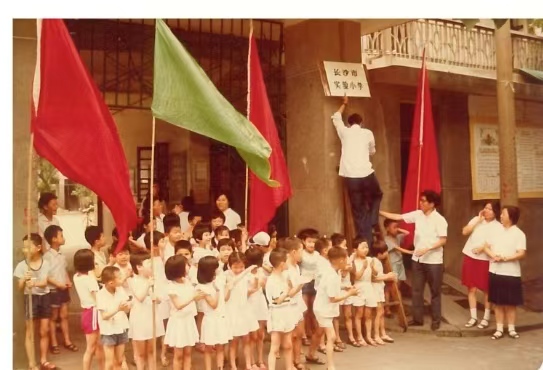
[284,20,362,235]
[495,20,519,206]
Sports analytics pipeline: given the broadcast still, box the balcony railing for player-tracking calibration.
[362,19,543,78]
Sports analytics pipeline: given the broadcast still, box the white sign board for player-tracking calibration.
[322,61,371,97]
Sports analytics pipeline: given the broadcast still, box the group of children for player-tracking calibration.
[16,203,413,370]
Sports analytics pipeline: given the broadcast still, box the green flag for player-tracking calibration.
[151,19,278,187]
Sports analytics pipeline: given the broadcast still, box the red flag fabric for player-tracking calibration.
[248,33,292,235]
[31,19,137,253]
[400,51,442,247]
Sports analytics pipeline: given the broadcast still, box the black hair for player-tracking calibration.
[197,256,219,284]
[174,240,192,255]
[297,228,319,242]
[315,237,332,254]
[193,222,212,242]
[214,225,230,239]
[383,219,399,229]
[214,190,233,206]
[181,196,195,212]
[421,190,441,207]
[188,210,202,223]
[268,224,277,237]
[245,247,264,267]
[38,192,57,211]
[110,241,130,256]
[44,225,63,245]
[165,254,187,281]
[229,229,242,245]
[502,205,521,225]
[483,200,501,219]
[101,266,119,284]
[163,212,181,234]
[330,233,346,248]
[275,237,287,251]
[217,238,236,252]
[144,230,165,251]
[347,113,363,126]
[353,237,368,249]
[130,252,151,275]
[328,246,348,261]
[210,209,226,223]
[73,249,95,273]
[112,227,119,239]
[23,233,42,248]
[269,248,287,268]
[228,251,246,267]
[85,225,103,246]
[283,237,303,252]
[370,240,388,257]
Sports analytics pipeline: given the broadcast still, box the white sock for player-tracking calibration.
[508,324,515,332]
[496,323,504,332]
[483,309,491,320]
[470,308,477,320]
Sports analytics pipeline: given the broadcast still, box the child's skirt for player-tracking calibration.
[164,314,199,348]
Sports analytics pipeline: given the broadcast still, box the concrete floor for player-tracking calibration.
[13,319,543,370]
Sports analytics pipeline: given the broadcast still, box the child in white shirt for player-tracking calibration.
[96,266,131,370]
[174,240,198,285]
[192,223,217,266]
[162,212,183,261]
[112,243,133,297]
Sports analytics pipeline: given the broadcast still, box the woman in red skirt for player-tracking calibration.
[461,201,502,329]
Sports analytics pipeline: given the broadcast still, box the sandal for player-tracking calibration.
[63,343,79,352]
[49,345,60,355]
[293,362,306,370]
[477,319,489,329]
[374,337,386,345]
[347,339,361,348]
[333,344,344,352]
[491,330,503,340]
[258,362,267,370]
[317,347,327,354]
[356,338,369,347]
[40,361,57,370]
[335,340,347,349]
[301,337,311,346]
[508,330,520,339]
[366,337,377,346]
[304,355,326,365]
[382,335,395,343]
[465,318,478,328]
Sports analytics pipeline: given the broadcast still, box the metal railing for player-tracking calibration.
[362,19,543,75]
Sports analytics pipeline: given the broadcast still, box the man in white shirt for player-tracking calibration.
[331,96,382,246]
[380,190,448,331]
[37,192,61,251]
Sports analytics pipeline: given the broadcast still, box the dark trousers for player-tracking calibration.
[345,173,383,245]
[412,261,443,324]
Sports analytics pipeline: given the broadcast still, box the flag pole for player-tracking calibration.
[26,132,36,367]
[245,19,254,227]
[149,116,157,365]
[415,50,426,205]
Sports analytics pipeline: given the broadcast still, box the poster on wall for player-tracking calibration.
[469,122,543,199]
[320,61,371,97]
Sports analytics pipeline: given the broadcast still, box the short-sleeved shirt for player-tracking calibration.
[300,250,319,280]
[488,225,526,277]
[163,240,175,262]
[96,287,130,335]
[13,259,52,295]
[223,208,242,231]
[286,264,305,309]
[262,251,272,276]
[314,268,342,318]
[462,218,503,261]
[179,211,190,232]
[265,273,291,308]
[38,213,60,251]
[167,280,197,318]
[193,246,218,265]
[401,209,448,264]
[93,249,108,276]
[114,263,133,295]
[384,234,405,264]
[43,248,68,289]
[314,254,333,290]
[73,273,100,308]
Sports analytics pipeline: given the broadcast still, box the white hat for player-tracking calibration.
[251,231,271,246]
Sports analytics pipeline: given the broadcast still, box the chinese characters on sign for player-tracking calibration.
[322,61,371,97]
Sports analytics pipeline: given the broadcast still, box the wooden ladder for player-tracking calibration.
[342,179,408,332]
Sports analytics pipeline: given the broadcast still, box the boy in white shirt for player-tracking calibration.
[162,213,183,261]
[96,266,131,370]
[312,247,358,370]
[37,192,60,251]
[192,222,216,265]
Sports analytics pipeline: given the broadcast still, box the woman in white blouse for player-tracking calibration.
[461,201,502,329]
[483,206,526,340]
[214,191,242,231]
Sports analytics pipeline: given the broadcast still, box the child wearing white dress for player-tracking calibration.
[224,252,259,370]
[174,240,198,285]
[351,238,378,346]
[265,249,294,370]
[197,256,232,370]
[370,241,397,345]
[217,239,236,274]
[165,255,206,370]
[129,252,165,370]
[245,248,268,370]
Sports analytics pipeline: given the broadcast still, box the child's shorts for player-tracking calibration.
[302,280,316,296]
[81,307,99,334]
[24,293,51,320]
[49,289,70,308]
[101,330,129,346]
[314,314,334,328]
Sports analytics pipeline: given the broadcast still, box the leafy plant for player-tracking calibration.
[37,157,59,194]
[71,183,95,208]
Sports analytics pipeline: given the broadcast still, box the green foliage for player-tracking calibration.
[37,157,59,194]
[71,183,95,208]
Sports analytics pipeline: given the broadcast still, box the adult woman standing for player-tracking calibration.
[214,191,242,231]
[461,201,503,329]
[484,206,526,340]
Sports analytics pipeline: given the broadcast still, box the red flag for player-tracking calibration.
[400,50,442,247]
[31,19,137,253]
[248,33,292,235]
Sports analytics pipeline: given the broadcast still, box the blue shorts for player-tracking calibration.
[302,280,316,296]
[24,294,51,320]
[50,289,70,307]
[101,330,129,346]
